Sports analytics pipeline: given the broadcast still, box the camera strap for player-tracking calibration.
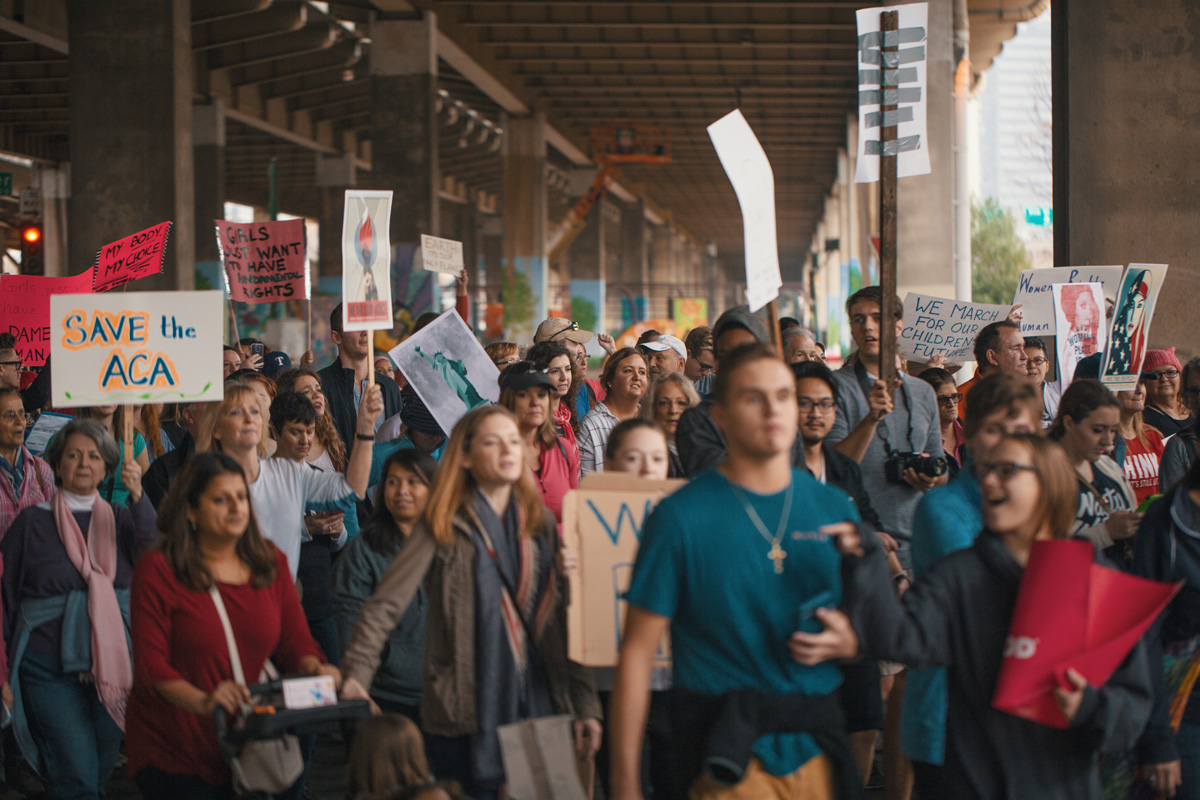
[853,360,917,454]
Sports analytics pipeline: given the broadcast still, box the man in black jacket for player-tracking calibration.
[141,400,208,508]
[318,303,403,451]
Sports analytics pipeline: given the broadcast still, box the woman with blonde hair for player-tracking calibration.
[641,373,700,478]
[340,405,602,799]
[195,381,381,578]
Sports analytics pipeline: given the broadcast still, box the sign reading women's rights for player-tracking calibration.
[92,221,172,292]
[1100,263,1169,391]
[388,309,499,436]
[342,190,393,331]
[0,270,95,367]
[49,290,224,407]
[563,473,682,668]
[898,293,1011,361]
[1012,266,1124,336]
[215,219,309,303]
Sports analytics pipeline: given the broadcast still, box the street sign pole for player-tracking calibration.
[879,9,900,386]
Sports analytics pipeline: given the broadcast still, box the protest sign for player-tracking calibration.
[563,473,683,668]
[92,221,171,292]
[1100,263,1169,391]
[1012,266,1124,337]
[388,309,498,436]
[992,539,1178,728]
[23,411,71,456]
[0,270,96,367]
[707,109,781,312]
[898,293,1010,362]
[855,3,931,183]
[215,219,309,303]
[418,234,464,277]
[1052,283,1105,388]
[341,190,393,331]
[49,290,224,407]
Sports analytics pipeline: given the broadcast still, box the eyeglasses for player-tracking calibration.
[1142,369,1180,381]
[974,461,1038,482]
[696,362,716,375]
[797,397,837,413]
[936,393,963,408]
[495,358,520,367]
[1027,357,1047,367]
[0,410,22,422]
[0,360,22,369]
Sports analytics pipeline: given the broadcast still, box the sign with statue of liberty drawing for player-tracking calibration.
[389,309,500,435]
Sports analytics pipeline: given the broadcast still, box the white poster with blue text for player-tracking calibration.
[1012,266,1124,338]
[898,293,1011,362]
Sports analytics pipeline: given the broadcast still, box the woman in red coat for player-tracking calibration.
[126,453,341,799]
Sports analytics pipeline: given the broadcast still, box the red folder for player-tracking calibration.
[991,539,1180,728]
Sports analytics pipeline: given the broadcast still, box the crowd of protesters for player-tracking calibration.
[0,278,1196,800]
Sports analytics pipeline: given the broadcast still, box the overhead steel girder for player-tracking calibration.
[206,21,338,71]
[229,39,361,85]
[259,63,367,99]
[192,0,272,24]
[287,83,370,111]
[193,2,307,52]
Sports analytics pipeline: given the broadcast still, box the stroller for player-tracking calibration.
[214,674,371,798]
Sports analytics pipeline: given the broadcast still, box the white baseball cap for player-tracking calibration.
[639,335,687,360]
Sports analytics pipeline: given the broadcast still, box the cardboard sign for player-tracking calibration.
[1100,263,1169,391]
[49,290,224,407]
[388,309,499,436]
[992,539,1178,728]
[92,221,171,292]
[855,3,931,183]
[341,190,393,331]
[215,219,309,303]
[898,293,1011,361]
[418,234,465,276]
[563,473,683,668]
[497,716,589,800]
[707,110,781,312]
[1051,283,1106,388]
[0,270,95,367]
[1012,266,1124,337]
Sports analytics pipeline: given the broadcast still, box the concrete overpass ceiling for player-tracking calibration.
[419,0,863,273]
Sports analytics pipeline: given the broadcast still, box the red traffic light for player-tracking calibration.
[22,226,41,244]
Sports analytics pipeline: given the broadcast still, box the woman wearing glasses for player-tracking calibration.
[1160,357,1200,492]
[1142,348,1195,439]
[919,368,966,479]
[1024,337,1061,429]
[793,434,1154,800]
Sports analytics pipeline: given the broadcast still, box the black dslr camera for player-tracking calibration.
[885,451,949,484]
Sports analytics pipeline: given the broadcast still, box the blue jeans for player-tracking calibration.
[306,615,339,667]
[19,649,123,800]
[1178,720,1200,800]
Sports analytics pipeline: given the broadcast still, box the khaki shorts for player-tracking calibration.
[689,754,834,800]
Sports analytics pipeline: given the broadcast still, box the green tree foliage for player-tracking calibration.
[502,268,537,330]
[570,296,598,335]
[971,197,1031,305]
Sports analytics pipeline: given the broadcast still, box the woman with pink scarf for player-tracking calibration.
[1,418,157,800]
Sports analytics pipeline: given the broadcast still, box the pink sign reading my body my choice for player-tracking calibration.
[92,221,172,292]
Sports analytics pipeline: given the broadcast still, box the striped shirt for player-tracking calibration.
[578,403,621,475]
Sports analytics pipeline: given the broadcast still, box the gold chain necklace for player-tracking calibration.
[727,478,794,574]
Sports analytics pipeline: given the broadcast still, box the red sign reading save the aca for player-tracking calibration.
[92,221,172,292]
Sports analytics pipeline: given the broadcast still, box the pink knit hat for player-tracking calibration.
[1143,346,1182,371]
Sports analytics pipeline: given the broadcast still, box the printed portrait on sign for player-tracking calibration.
[1104,268,1153,382]
[1059,283,1102,358]
[341,190,393,331]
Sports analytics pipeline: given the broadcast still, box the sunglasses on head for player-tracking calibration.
[550,321,580,340]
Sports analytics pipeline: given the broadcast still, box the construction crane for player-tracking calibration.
[546,121,672,269]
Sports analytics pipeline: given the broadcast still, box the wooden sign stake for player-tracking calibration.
[879,9,900,387]
[122,405,134,462]
[765,299,782,357]
[367,332,375,388]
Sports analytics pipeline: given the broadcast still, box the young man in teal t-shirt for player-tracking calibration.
[611,344,862,800]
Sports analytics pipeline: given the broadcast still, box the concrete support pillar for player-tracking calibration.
[67,0,194,289]
[316,153,357,282]
[896,0,955,299]
[194,99,225,291]
[370,15,439,244]
[1055,0,1200,359]
[567,205,606,334]
[502,113,548,335]
[621,200,650,317]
